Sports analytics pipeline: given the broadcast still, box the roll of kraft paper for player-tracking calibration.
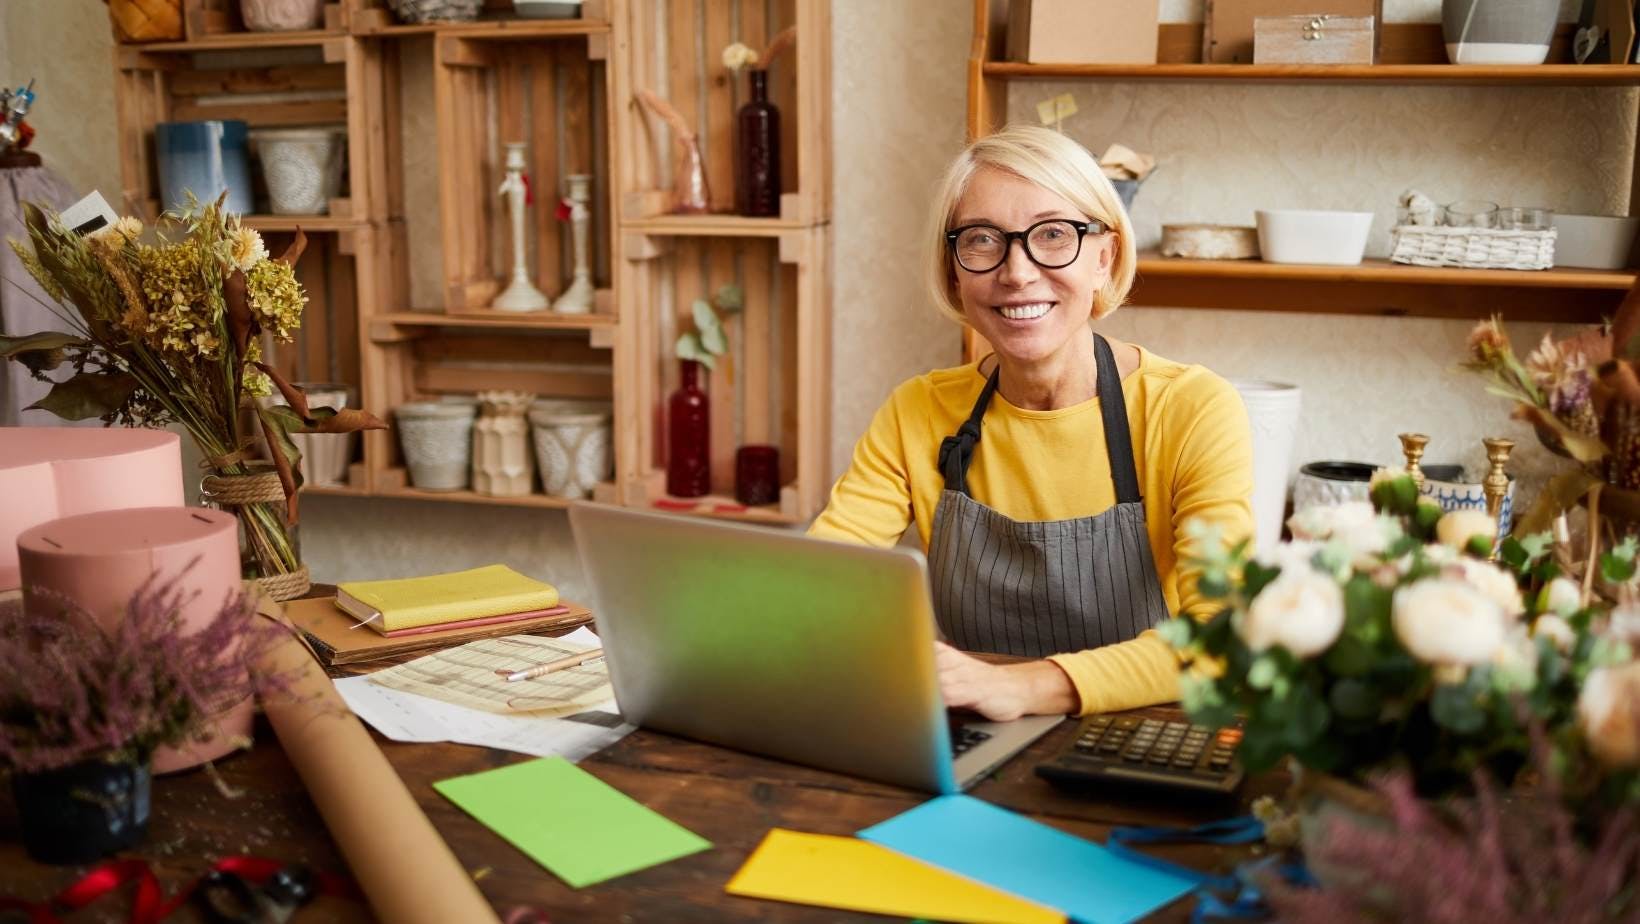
[17,506,252,774]
[0,427,184,591]
[253,610,501,924]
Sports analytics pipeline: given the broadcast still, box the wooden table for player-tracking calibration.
[0,699,1281,923]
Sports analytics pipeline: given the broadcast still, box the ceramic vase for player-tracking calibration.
[155,120,254,214]
[552,173,595,314]
[12,758,151,865]
[239,0,325,31]
[1442,0,1558,64]
[1229,380,1301,554]
[1421,475,1516,538]
[528,399,612,499]
[252,127,344,215]
[491,142,550,311]
[395,400,476,491]
[473,391,536,497]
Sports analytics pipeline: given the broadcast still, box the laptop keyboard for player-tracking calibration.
[951,725,993,757]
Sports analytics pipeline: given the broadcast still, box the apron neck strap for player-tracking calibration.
[1094,333,1143,505]
[938,335,1142,504]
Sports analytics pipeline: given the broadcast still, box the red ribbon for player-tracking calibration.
[0,856,359,924]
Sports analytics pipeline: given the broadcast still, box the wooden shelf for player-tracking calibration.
[623,215,815,237]
[1128,256,1635,322]
[241,214,369,232]
[301,483,368,498]
[353,18,609,39]
[135,29,345,52]
[376,484,575,510]
[983,62,1640,87]
[373,310,617,332]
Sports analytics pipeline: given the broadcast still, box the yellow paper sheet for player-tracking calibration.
[725,829,1064,924]
[367,634,610,716]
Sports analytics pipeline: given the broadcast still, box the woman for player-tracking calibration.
[808,125,1253,721]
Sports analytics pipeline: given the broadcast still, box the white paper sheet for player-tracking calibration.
[334,633,631,763]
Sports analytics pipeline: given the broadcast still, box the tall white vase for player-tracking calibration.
[491,142,549,312]
[553,173,595,314]
[1230,380,1302,554]
[472,390,535,497]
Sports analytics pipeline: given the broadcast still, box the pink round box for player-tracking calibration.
[1,427,185,592]
[17,506,256,773]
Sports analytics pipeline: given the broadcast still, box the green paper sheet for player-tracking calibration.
[433,757,711,888]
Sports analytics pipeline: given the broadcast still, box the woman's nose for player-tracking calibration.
[996,238,1039,285]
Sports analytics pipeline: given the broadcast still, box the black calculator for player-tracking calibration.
[1035,714,1245,795]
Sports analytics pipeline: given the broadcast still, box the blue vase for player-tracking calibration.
[154,120,254,215]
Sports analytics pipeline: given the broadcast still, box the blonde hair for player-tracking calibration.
[923,124,1136,326]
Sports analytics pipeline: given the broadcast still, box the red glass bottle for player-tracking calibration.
[667,359,711,497]
[735,69,781,217]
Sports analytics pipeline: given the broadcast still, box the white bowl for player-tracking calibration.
[1550,214,1640,270]
[513,0,582,18]
[1255,209,1374,265]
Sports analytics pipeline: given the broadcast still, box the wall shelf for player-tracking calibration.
[372,310,617,334]
[622,215,815,237]
[983,62,1640,87]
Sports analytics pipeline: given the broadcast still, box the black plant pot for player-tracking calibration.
[11,758,151,865]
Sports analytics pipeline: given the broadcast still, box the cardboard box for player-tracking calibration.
[1204,0,1381,63]
[1007,0,1161,64]
[1254,14,1377,64]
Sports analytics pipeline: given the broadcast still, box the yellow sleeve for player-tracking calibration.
[1045,373,1253,716]
[807,391,914,548]
[1168,377,1255,619]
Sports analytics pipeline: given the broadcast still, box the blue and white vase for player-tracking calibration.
[154,120,254,215]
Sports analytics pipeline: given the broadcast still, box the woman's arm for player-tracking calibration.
[807,392,916,548]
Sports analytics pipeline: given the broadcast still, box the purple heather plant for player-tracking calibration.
[0,568,294,774]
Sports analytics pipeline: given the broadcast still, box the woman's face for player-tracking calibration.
[949,166,1114,368]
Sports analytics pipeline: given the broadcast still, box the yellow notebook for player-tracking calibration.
[335,565,561,634]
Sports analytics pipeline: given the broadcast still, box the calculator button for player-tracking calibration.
[1113,717,1141,730]
[1171,756,1197,768]
[1139,719,1163,731]
[1209,757,1232,770]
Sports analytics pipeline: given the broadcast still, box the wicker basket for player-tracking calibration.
[102,0,184,42]
[1389,225,1556,271]
[387,0,482,22]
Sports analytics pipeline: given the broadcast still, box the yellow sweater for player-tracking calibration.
[808,346,1253,715]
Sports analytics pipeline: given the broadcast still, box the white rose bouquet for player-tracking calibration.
[1161,470,1639,806]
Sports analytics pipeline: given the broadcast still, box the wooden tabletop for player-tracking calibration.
[0,608,1283,922]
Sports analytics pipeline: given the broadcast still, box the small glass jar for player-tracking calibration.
[1444,200,1498,229]
[1498,207,1553,231]
[734,444,781,506]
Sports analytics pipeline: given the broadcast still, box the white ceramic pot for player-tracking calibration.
[472,391,535,497]
[396,401,476,491]
[529,399,612,499]
[252,127,345,215]
[1291,461,1377,512]
[1442,0,1558,65]
[1550,214,1640,270]
[1256,209,1374,265]
[240,0,326,31]
[1229,380,1302,554]
[514,0,583,18]
[291,383,355,487]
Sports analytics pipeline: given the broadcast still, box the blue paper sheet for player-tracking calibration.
[859,795,1196,924]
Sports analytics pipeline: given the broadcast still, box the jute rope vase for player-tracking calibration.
[200,467,311,601]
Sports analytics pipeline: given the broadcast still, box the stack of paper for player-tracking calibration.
[365,631,611,717]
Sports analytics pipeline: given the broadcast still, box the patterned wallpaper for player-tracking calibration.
[7,0,1634,584]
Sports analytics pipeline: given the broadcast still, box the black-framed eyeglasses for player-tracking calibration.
[945,218,1107,274]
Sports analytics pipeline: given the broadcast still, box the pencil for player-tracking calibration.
[502,648,605,683]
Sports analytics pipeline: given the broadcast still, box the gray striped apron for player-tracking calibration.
[928,334,1171,657]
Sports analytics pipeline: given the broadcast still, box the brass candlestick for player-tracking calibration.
[1483,437,1515,525]
[1398,433,1430,491]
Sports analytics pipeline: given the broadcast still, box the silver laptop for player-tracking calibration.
[568,502,1061,794]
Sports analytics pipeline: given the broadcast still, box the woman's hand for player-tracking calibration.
[934,641,1079,721]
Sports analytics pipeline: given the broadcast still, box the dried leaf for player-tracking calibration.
[223,268,255,361]
[277,228,307,268]
[1515,470,1600,535]
[1598,359,1640,407]
[253,361,310,419]
[0,331,87,374]
[1512,404,1608,463]
[1612,275,1640,360]
[299,407,389,434]
[255,406,300,525]
[25,371,140,421]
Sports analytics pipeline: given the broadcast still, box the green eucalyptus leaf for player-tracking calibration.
[1155,617,1194,649]
[1430,681,1487,734]
[1247,655,1278,690]
[1601,550,1637,585]
[714,283,744,312]
[1328,678,1380,721]
[1324,635,1376,677]
[700,321,727,355]
[676,332,704,362]
[691,299,721,334]
[25,371,139,421]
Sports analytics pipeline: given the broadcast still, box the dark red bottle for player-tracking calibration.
[666,359,711,497]
[735,69,781,217]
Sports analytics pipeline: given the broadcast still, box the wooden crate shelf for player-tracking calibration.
[983,62,1640,87]
[348,0,609,38]
[622,214,815,237]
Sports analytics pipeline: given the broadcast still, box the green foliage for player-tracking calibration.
[674,284,744,371]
